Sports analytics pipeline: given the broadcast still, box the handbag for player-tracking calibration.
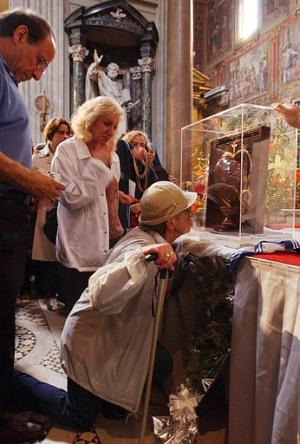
[43,206,58,245]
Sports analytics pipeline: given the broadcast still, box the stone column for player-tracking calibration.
[138,57,153,138]
[69,44,89,114]
[166,0,193,183]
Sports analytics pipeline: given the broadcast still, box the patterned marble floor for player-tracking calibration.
[14,296,226,443]
[15,297,102,443]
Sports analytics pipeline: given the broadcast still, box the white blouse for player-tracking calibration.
[51,136,113,271]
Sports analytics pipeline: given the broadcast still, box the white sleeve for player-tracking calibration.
[52,145,113,210]
[111,152,121,182]
[88,249,155,315]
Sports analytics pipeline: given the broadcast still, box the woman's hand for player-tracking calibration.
[142,243,177,271]
[273,103,300,129]
[130,202,141,214]
[131,146,147,161]
[119,191,135,204]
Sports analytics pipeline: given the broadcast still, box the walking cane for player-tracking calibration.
[139,254,173,444]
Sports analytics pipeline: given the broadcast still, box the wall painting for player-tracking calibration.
[262,0,290,33]
[228,43,269,104]
[279,16,300,94]
[207,0,233,65]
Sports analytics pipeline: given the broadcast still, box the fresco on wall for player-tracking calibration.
[228,44,269,103]
[207,63,230,89]
[194,0,205,71]
[279,21,300,91]
[202,0,300,109]
[207,0,233,65]
[262,0,290,32]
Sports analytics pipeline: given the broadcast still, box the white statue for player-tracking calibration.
[85,50,131,135]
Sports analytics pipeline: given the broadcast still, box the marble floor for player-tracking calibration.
[14,295,227,443]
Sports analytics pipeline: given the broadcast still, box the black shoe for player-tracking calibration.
[0,417,45,443]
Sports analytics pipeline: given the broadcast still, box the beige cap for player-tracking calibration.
[139,181,197,226]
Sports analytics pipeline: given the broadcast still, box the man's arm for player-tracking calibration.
[0,151,65,199]
[273,103,300,129]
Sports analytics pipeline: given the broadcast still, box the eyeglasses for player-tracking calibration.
[37,59,49,72]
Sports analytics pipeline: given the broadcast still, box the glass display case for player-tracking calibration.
[181,103,298,247]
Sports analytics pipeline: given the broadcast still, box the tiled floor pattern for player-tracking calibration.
[14,297,226,443]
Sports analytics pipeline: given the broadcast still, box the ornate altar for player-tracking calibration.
[181,104,298,246]
[64,0,158,137]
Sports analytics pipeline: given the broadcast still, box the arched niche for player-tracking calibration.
[65,0,159,137]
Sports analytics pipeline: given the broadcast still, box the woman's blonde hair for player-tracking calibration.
[71,96,123,143]
[122,130,150,149]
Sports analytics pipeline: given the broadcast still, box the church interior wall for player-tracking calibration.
[194,0,300,109]
[9,0,167,164]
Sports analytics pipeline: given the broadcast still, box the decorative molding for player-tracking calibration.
[138,57,153,72]
[130,66,142,80]
[85,12,144,35]
[69,44,89,62]
[110,7,127,22]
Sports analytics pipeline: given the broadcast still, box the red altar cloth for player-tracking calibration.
[253,252,300,266]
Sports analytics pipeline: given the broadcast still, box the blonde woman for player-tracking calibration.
[121,130,154,195]
[51,97,123,311]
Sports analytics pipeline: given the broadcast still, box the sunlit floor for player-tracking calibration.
[13,295,227,443]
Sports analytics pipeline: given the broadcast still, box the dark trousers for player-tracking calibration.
[10,342,172,431]
[59,264,93,312]
[0,192,31,419]
[33,260,60,298]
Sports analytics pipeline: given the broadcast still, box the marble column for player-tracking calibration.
[69,44,89,114]
[138,57,153,138]
[166,0,193,183]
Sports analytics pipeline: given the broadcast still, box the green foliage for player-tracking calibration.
[182,254,234,394]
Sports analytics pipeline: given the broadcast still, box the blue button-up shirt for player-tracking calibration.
[0,56,32,190]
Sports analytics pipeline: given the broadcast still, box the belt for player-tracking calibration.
[0,189,31,207]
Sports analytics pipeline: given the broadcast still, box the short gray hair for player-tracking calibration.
[0,8,53,43]
[139,222,167,237]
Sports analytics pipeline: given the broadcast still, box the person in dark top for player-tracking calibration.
[117,130,169,230]
[0,7,64,443]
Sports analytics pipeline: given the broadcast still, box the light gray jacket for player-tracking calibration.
[61,227,166,412]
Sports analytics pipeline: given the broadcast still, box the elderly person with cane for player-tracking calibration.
[9,181,197,431]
